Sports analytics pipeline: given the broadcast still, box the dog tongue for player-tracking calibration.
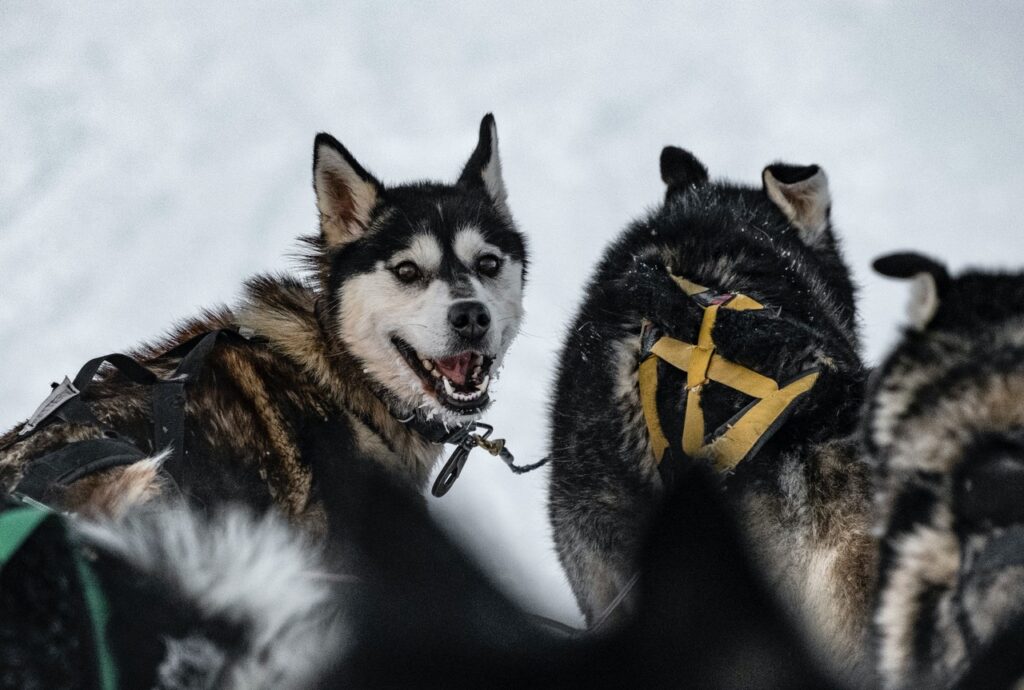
[435,352,474,386]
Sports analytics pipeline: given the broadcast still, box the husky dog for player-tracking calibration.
[866,253,1024,688]
[0,496,342,690]
[548,148,875,667]
[0,114,527,530]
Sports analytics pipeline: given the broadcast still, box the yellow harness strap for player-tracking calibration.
[639,277,820,472]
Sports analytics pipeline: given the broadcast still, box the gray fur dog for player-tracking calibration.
[548,147,876,671]
[866,253,1024,688]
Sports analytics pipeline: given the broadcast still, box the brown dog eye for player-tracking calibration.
[476,255,501,277]
[394,261,422,283]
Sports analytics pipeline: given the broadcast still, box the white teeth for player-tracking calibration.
[471,365,482,380]
[422,359,434,371]
[475,375,490,392]
[440,375,486,402]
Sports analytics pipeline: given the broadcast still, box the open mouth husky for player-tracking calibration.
[319,116,527,424]
[0,114,527,523]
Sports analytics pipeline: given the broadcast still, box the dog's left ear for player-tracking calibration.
[660,146,708,197]
[313,133,384,247]
[458,113,509,217]
[763,163,831,246]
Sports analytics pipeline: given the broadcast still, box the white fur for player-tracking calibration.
[453,227,496,266]
[157,635,227,690]
[79,506,344,690]
[875,515,961,688]
[392,233,443,274]
[907,272,940,331]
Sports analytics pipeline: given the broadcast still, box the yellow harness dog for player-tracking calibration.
[639,274,820,474]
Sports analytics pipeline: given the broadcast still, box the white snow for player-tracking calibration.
[4,1,1024,627]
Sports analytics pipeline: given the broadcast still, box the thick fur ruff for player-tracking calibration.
[866,255,1024,688]
[0,498,342,690]
[0,115,527,529]
[548,150,875,671]
[80,505,343,690]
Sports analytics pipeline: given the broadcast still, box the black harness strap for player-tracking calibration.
[152,331,222,481]
[12,437,147,502]
[8,329,244,502]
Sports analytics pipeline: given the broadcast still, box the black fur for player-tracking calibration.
[322,457,839,689]
[548,147,869,636]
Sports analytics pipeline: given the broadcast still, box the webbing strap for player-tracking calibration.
[11,330,239,497]
[638,277,820,472]
[12,438,148,502]
[74,539,119,690]
[154,330,221,481]
[638,357,668,463]
[703,371,819,470]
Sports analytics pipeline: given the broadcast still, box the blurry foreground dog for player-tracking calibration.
[547,147,876,669]
[866,253,1024,688]
[0,115,527,533]
[0,455,840,690]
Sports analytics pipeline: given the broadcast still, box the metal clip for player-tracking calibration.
[431,436,476,497]
[430,420,538,496]
[475,435,505,456]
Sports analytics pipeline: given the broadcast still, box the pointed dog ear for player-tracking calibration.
[458,113,509,216]
[763,163,831,245]
[313,133,383,247]
[873,252,951,331]
[660,146,708,197]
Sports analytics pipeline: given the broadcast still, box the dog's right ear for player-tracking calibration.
[873,252,951,331]
[313,133,383,247]
[660,146,708,197]
[763,163,831,246]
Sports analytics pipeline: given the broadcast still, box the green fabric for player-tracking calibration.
[74,545,119,690]
[0,503,119,690]
[0,506,51,568]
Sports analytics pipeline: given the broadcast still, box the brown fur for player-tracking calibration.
[737,439,877,673]
[0,275,441,524]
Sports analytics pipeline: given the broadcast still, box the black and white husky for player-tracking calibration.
[0,114,527,525]
[548,147,875,669]
[866,253,1024,688]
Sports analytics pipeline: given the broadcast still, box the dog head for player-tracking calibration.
[311,115,527,423]
[865,252,1024,490]
[865,253,1024,685]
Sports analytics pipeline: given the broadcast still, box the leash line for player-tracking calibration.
[589,572,640,633]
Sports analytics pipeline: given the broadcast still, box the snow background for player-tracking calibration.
[3,1,1023,625]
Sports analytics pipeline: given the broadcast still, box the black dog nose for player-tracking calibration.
[448,301,491,341]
